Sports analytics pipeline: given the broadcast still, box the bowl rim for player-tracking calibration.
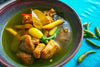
[0,0,83,67]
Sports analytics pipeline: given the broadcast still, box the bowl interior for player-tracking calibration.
[0,0,82,67]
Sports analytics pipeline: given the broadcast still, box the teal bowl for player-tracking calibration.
[0,0,83,67]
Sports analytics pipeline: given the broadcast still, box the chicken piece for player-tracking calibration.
[33,43,45,58]
[46,16,54,24]
[41,39,60,59]
[44,8,56,17]
[24,30,29,35]
[31,38,40,45]
[43,29,49,37]
[22,15,33,24]
[16,52,33,64]
[19,35,35,53]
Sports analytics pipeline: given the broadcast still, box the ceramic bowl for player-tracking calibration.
[0,0,83,67]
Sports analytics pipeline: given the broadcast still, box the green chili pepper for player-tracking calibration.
[77,50,96,63]
[84,34,98,39]
[84,30,94,36]
[84,34,87,37]
[41,28,60,44]
[46,28,60,40]
[88,35,98,40]
[86,38,100,47]
[95,27,100,38]
[40,29,43,33]
[82,22,88,27]
[86,22,91,30]
[41,36,48,44]
[90,36,98,39]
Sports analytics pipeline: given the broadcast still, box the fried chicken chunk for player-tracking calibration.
[41,39,59,59]
[19,35,35,53]
[46,16,54,24]
[31,38,40,45]
[16,52,33,64]
[44,8,56,17]
[33,43,45,59]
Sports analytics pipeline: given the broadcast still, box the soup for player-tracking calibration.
[2,8,73,66]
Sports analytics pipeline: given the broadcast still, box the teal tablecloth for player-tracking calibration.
[0,0,7,4]
[1,0,100,67]
[61,0,100,67]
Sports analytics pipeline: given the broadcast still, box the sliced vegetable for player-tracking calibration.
[84,30,94,36]
[41,28,60,44]
[86,38,100,47]
[29,27,60,43]
[15,24,33,29]
[28,28,48,43]
[46,28,60,40]
[32,9,43,29]
[77,51,96,63]
[29,27,43,39]
[33,9,48,25]
[43,20,64,30]
[49,27,57,35]
[6,28,18,36]
[15,25,24,29]
[95,27,100,38]
[22,14,32,17]
[24,24,33,29]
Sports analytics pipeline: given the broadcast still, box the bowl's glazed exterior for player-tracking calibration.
[0,0,83,67]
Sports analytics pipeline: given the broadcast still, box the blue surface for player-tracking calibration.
[0,0,7,4]
[0,0,100,67]
[60,0,100,67]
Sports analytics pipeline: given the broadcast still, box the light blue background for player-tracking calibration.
[60,0,100,67]
[1,0,100,67]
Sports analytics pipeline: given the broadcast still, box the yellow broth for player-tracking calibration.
[2,9,74,66]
